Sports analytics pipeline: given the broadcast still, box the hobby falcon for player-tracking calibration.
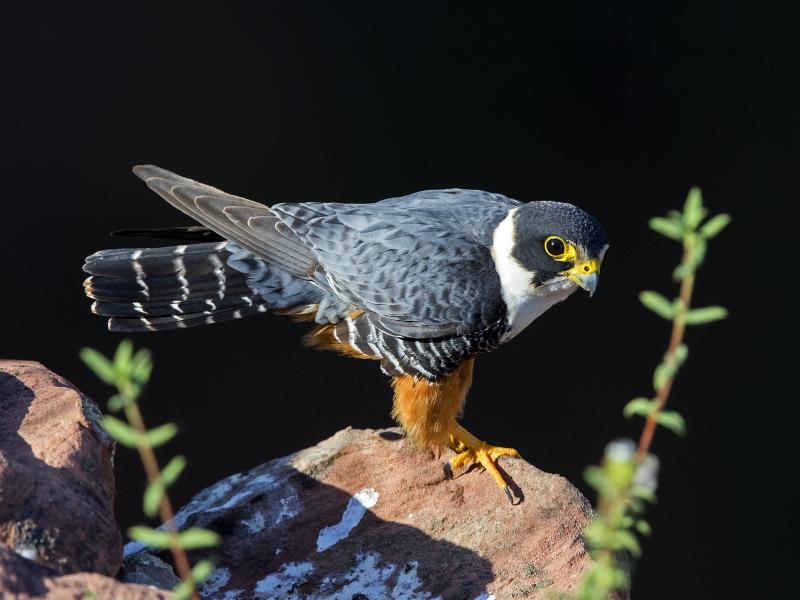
[83,166,609,501]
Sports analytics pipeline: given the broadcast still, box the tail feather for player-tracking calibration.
[108,304,268,332]
[108,304,269,332]
[85,273,251,302]
[91,292,260,318]
[83,241,272,331]
[84,242,231,278]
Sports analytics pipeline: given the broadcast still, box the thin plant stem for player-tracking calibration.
[123,400,197,600]
[635,241,695,462]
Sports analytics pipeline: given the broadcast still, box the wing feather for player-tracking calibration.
[132,165,318,277]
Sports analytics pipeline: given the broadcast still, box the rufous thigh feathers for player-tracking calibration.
[391,359,474,448]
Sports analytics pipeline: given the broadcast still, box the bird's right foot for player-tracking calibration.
[443,424,522,503]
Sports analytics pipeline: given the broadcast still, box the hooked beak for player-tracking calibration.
[563,259,601,297]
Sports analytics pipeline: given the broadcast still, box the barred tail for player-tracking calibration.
[83,241,270,332]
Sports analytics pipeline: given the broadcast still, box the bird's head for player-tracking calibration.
[504,201,609,297]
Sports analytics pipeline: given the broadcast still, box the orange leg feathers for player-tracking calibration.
[391,359,521,501]
[390,359,474,448]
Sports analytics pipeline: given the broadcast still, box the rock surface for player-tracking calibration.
[128,427,599,599]
[0,360,122,577]
[0,547,168,599]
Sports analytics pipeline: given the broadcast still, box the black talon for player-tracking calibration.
[504,485,514,504]
[443,462,453,479]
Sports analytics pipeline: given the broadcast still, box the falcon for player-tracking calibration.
[83,166,609,501]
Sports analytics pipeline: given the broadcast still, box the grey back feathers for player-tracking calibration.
[270,190,516,337]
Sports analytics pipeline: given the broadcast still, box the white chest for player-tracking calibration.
[490,209,577,342]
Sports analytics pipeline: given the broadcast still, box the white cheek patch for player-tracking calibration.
[491,209,577,342]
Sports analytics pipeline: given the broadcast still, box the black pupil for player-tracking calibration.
[547,238,565,256]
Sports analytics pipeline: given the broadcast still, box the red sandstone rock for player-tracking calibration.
[0,548,167,600]
[1,361,625,598]
[128,427,615,599]
[0,360,122,576]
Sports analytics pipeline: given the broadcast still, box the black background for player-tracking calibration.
[1,3,792,598]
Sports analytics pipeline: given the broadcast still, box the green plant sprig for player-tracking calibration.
[572,188,730,599]
[81,341,219,600]
[632,187,729,459]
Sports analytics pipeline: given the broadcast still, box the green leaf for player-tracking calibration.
[145,423,178,448]
[623,397,658,419]
[161,455,187,487]
[128,526,177,549]
[584,465,606,491]
[178,528,220,550]
[612,530,642,557]
[620,515,634,528]
[143,481,165,518]
[114,339,134,374]
[80,348,116,385]
[639,291,675,320]
[635,520,652,536]
[672,263,692,281]
[699,213,731,238]
[107,394,130,412]
[631,485,657,503]
[171,581,194,600]
[171,561,215,600]
[656,411,687,436]
[653,359,676,392]
[131,349,153,385]
[191,560,215,582]
[673,344,689,366]
[102,416,141,447]
[684,306,728,325]
[648,217,683,241]
[691,237,707,267]
[142,456,186,517]
[683,187,705,229]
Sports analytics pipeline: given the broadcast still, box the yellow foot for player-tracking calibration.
[443,424,522,503]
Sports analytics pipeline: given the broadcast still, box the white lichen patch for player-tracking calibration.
[240,511,267,534]
[199,567,231,596]
[254,552,441,600]
[392,561,435,599]
[316,488,379,552]
[255,561,314,598]
[275,493,301,525]
[206,473,277,513]
[124,468,300,557]
[317,551,396,598]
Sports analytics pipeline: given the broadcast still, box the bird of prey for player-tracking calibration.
[83,166,609,501]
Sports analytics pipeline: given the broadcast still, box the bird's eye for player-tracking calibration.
[544,236,566,258]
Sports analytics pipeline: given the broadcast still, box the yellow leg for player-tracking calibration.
[445,423,522,502]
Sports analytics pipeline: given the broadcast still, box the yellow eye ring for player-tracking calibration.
[544,236,568,258]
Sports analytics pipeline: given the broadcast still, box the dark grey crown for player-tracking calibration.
[511,201,608,278]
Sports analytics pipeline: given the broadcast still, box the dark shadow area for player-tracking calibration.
[0,366,121,581]
[130,462,494,598]
[0,371,50,597]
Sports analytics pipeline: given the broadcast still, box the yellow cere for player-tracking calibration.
[570,258,600,275]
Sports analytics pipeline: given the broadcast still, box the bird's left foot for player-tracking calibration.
[444,425,522,503]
